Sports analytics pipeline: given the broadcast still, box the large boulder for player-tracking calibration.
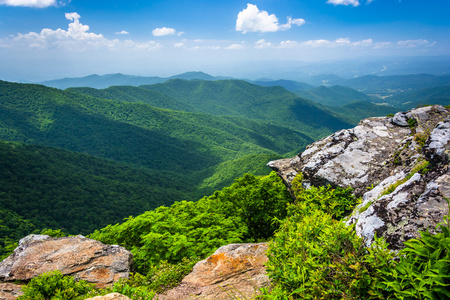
[268,105,450,250]
[158,243,269,300]
[0,235,132,288]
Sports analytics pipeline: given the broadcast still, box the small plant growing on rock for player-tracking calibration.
[407,118,417,128]
[373,198,450,299]
[413,129,431,152]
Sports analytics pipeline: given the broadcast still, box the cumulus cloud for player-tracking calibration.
[190,45,220,51]
[278,40,298,48]
[115,30,129,35]
[302,39,332,47]
[255,39,271,49]
[236,4,305,33]
[7,12,161,51]
[152,27,177,36]
[0,0,69,7]
[326,0,360,7]
[226,43,245,50]
[174,42,185,48]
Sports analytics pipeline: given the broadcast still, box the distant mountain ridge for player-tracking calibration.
[70,79,354,137]
[38,71,228,89]
[295,85,376,107]
[337,74,450,97]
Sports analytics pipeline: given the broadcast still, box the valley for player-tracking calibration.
[0,71,449,299]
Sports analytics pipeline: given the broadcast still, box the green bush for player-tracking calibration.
[290,173,357,220]
[106,273,155,300]
[264,211,376,299]
[146,257,198,293]
[90,172,291,273]
[18,270,95,300]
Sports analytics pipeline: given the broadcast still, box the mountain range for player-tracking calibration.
[1,70,449,239]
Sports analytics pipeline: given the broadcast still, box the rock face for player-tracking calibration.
[0,235,132,288]
[0,283,23,300]
[268,105,450,250]
[159,243,269,300]
[85,293,131,300]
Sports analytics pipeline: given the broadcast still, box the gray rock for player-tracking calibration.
[392,112,410,127]
[86,293,132,300]
[355,171,449,250]
[269,105,450,250]
[424,118,450,162]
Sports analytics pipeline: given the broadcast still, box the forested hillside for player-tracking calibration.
[388,85,450,108]
[72,79,353,137]
[0,80,313,171]
[0,79,319,243]
[295,85,376,107]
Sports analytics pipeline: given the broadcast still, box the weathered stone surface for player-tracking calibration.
[85,293,132,300]
[392,111,409,127]
[268,105,449,197]
[0,235,132,288]
[158,243,269,300]
[354,170,449,249]
[269,105,450,250]
[424,117,450,163]
[0,283,23,300]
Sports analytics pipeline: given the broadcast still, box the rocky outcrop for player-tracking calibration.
[0,234,132,288]
[85,293,132,300]
[268,105,450,249]
[0,283,23,299]
[158,243,269,300]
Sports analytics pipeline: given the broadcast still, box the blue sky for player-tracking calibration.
[0,0,449,81]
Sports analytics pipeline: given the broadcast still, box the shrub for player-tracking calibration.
[106,273,155,300]
[89,172,291,273]
[264,211,377,299]
[18,270,95,300]
[290,173,357,220]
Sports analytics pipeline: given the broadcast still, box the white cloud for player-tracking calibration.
[352,38,373,46]
[299,38,391,49]
[0,0,69,7]
[7,12,161,51]
[115,30,129,35]
[302,39,332,47]
[255,39,271,49]
[278,40,298,48]
[174,42,184,48]
[190,45,221,51]
[152,27,177,37]
[236,4,305,33]
[372,41,391,49]
[326,0,360,7]
[226,43,245,50]
[397,39,435,48]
